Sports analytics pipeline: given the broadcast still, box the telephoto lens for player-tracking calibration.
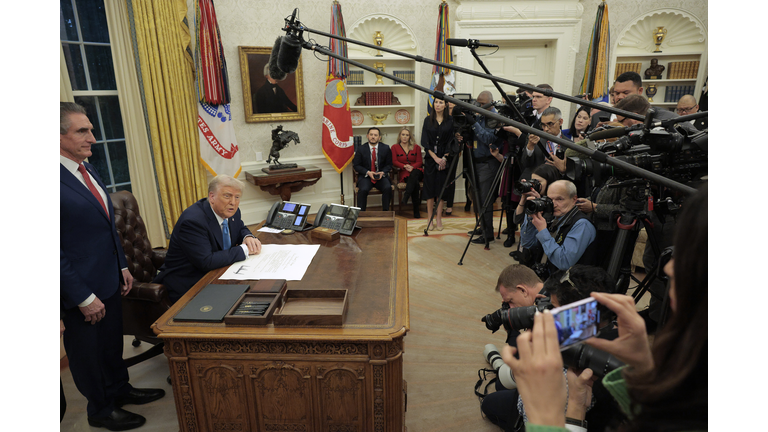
[524,196,554,215]
[560,343,625,378]
[483,344,516,389]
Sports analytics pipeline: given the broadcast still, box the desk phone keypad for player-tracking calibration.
[273,213,296,229]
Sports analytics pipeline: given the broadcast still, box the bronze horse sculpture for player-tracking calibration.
[266,125,301,167]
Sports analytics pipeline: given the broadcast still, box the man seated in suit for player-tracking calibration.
[154,175,262,302]
[353,127,393,211]
[676,94,706,130]
[60,102,164,431]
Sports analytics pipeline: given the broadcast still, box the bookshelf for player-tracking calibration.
[346,14,420,143]
[612,11,707,111]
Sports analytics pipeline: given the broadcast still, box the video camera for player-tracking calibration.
[566,113,708,187]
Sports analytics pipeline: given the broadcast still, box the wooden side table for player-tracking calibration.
[244,165,322,201]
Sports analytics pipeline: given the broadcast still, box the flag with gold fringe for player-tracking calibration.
[195,0,241,177]
[578,0,610,103]
[427,1,455,114]
[321,1,354,173]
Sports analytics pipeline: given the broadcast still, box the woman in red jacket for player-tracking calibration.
[392,127,424,218]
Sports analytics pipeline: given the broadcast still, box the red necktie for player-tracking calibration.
[371,146,377,184]
[78,163,109,218]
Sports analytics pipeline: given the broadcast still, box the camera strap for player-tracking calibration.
[474,368,499,399]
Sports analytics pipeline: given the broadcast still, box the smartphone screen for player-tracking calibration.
[549,297,600,349]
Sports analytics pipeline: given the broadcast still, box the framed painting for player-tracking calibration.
[239,46,305,123]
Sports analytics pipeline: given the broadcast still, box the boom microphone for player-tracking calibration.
[446,38,499,48]
[267,37,287,81]
[276,33,303,75]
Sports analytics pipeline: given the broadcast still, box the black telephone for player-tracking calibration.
[265,201,312,231]
[315,203,361,236]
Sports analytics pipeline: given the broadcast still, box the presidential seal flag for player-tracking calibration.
[195,0,241,177]
[322,1,354,173]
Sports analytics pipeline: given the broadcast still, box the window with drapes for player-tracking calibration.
[60,0,131,193]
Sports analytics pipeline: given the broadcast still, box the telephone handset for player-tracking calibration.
[316,203,360,235]
[265,200,313,231]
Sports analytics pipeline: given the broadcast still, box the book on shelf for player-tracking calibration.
[667,60,700,79]
[348,70,364,85]
[615,62,641,79]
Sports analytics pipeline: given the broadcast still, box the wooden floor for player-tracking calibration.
[59,202,649,431]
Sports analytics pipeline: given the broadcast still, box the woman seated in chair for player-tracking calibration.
[392,127,424,218]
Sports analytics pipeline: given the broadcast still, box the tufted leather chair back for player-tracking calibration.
[112,190,159,282]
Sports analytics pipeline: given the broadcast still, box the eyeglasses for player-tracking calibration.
[675,106,697,114]
[540,121,559,129]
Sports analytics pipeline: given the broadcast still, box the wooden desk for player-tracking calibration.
[244,165,322,201]
[154,218,409,432]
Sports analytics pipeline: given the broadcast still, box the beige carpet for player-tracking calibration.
[404,217,517,432]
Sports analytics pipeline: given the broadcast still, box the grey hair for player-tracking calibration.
[263,63,270,77]
[551,179,577,198]
[208,175,245,194]
[541,106,562,122]
[60,102,87,134]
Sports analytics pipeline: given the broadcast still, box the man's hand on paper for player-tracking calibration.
[244,236,262,255]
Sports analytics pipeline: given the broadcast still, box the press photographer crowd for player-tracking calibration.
[447,71,707,431]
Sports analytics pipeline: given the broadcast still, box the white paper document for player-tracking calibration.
[219,244,320,281]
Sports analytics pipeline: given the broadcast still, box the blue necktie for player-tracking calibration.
[222,219,231,250]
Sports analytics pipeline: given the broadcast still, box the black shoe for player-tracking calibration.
[509,250,523,260]
[503,236,516,248]
[115,388,166,407]
[88,408,146,431]
[501,227,509,235]
[471,237,494,244]
[467,228,483,236]
[464,203,472,212]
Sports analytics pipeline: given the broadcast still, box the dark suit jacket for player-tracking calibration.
[60,163,128,309]
[352,142,393,181]
[254,81,297,113]
[154,198,253,302]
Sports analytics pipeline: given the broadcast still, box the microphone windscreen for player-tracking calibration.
[446,38,468,47]
[268,37,287,81]
[588,126,628,141]
[277,34,303,75]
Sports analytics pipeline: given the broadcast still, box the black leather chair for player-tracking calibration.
[111,191,172,367]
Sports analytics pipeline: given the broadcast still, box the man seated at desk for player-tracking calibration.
[154,175,262,302]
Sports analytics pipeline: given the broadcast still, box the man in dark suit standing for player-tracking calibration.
[60,102,164,430]
[353,127,393,211]
[154,175,262,302]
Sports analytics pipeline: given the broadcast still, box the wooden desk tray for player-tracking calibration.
[272,289,349,326]
[224,293,280,326]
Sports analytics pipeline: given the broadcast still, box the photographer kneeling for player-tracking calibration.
[518,179,597,277]
[502,185,708,432]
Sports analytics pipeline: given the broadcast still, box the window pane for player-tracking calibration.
[99,96,124,140]
[60,0,79,41]
[115,184,132,193]
[108,140,130,184]
[73,96,102,141]
[76,0,110,43]
[88,143,111,184]
[62,43,88,91]
[84,45,116,90]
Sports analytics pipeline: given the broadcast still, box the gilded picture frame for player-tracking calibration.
[239,46,305,123]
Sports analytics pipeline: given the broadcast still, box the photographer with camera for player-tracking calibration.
[481,264,544,431]
[518,179,597,276]
[501,185,707,432]
[460,91,505,245]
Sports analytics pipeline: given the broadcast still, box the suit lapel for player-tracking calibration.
[202,199,225,250]
[60,164,110,222]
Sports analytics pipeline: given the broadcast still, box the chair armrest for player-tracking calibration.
[150,248,167,269]
[125,281,168,303]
